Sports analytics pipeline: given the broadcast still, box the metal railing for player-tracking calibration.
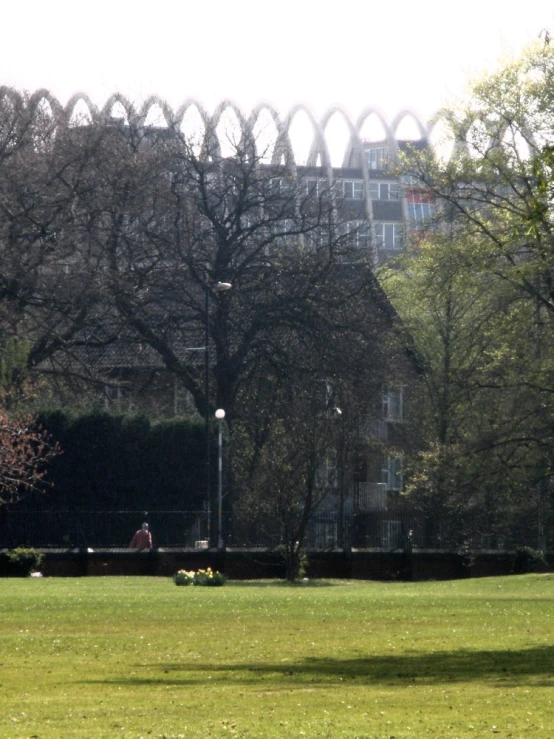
[1,508,547,551]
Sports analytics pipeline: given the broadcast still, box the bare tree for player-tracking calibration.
[0,96,414,544]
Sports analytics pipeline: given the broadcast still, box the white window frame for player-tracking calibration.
[369,181,399,200]
[366,147,389,171]
[305,179,328,198]
[342,220,369,249]
[270,177,294,197]
[382,386,404,421]
[374,222,402,251]
[407,201,435,222]
[343,180,365,199]
[381,455,403,491]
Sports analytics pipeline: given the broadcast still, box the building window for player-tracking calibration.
[407,201,435,222]
[381,455,403,491]
[343,180,365,199]
[383,388,403,421]
[271,218,295,235]
[270,177,283,196]
[270,177,294,197]
[305,179,328,198]
[383,387,403,421]
[369,182,399,200]
[401,174,421,186]
[366,147,389,171]
[374,222,402,250]
[305,225,328,249]
[342,220,370,249]
[104,383,131,411]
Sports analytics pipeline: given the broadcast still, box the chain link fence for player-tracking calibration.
[0,508,547,550]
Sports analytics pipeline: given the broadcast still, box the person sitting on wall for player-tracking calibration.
[130,522,153,551]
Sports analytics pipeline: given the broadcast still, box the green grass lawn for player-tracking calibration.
[0,575,553,739]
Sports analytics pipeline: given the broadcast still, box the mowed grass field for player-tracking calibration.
[0,575,553,739]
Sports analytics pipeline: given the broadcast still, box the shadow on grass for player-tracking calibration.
[229,579,338,588]
[87,644,554,688]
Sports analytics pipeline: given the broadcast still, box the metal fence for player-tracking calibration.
[0,511,208,550]
[1,508,547,551]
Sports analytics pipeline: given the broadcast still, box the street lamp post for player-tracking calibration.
[215,408,226,549]
[204,281,232,548]
[334,406,346,552]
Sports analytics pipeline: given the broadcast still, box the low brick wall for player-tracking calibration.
[1,548,550,580]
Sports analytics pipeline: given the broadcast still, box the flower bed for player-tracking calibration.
[173,567,227,586]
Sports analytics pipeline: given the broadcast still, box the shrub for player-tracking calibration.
[173,568,227,586]
[173,570,194,586]
[514,547,547,574]
[5,547,44,577]
[193,567,227,586]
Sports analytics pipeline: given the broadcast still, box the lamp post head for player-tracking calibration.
[216,282,232,291]
[215,408,226,420]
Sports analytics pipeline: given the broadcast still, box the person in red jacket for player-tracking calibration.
[130,522,152,551]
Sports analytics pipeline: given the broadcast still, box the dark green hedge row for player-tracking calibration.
[23,410,207,512]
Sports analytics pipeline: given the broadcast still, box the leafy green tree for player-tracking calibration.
[392,40,554,547]
[233,380,346,579]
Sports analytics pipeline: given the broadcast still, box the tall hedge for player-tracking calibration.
[25,410,207,511]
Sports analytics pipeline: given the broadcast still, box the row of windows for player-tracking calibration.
[343,222,402,251]
[272,176,435,215]
[281,178,404,202]
[304,179,365,200]
[304,221,402,251]
[342,181,400,201]
[369,182,400,200]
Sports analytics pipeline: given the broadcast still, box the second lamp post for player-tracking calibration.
[215,408,226,549]
[204,281,232,548]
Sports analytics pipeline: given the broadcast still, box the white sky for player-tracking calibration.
[2,0,553,123]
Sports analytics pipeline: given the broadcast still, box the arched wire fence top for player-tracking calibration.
[282,102,332,168]
[138,95,175,128]
[319,103,365,169]
[101,92,139,126]
[0,87,473,163]
[210,98,252,159]
[64,93,99,125]
[355,105,405,171]
[0,85,25,111]
[428,107,453,134]
[28,88,65,124]
[248,101,295,168]
[173,96,212,142]
[390,108,429,142]
[356,106,395,141]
